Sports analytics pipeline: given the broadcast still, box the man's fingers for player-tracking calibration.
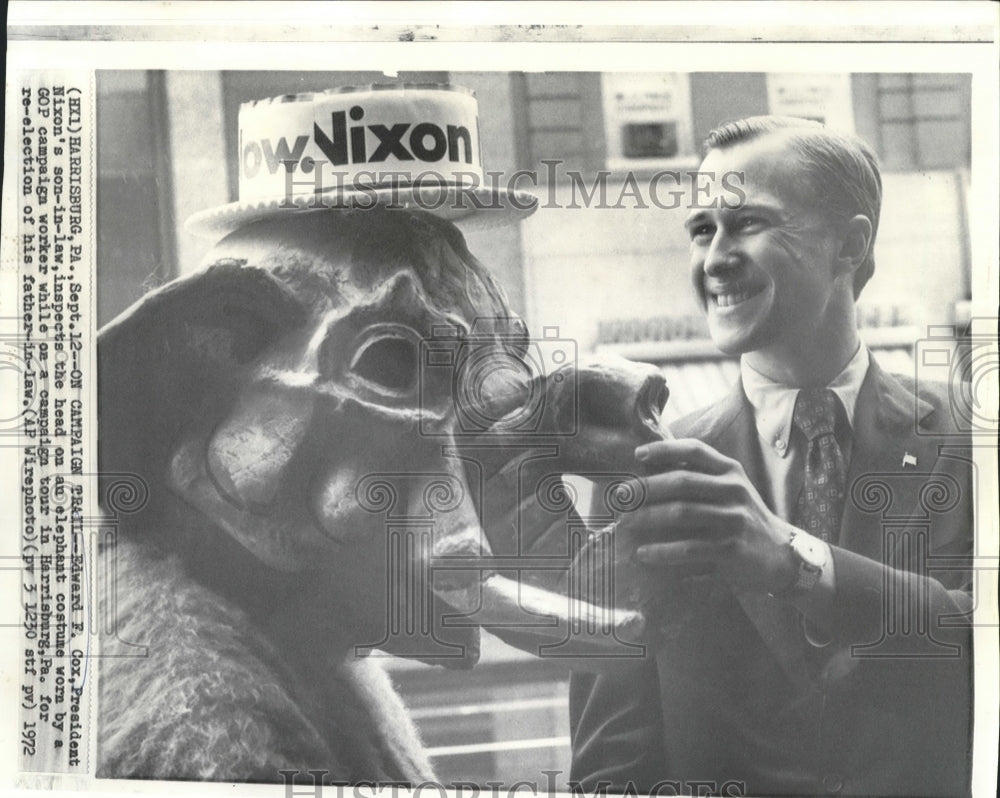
[627,469,740,506]
[619,502,730,540]
[635,539,724,566]
[635,438,735,476]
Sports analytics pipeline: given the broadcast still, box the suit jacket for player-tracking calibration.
[569,357,975,797]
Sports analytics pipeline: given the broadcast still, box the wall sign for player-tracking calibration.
[602,73,695,170]
[766,73,856,130]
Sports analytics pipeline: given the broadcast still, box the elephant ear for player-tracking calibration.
[98,259,307,505]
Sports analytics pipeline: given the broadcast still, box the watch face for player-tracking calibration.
[793,534,826,570]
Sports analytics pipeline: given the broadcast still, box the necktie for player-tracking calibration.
[791,388,847,544]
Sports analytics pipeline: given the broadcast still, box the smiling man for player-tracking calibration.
[568,117,975,797]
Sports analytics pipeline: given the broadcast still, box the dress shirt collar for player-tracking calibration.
[740,344,870,459]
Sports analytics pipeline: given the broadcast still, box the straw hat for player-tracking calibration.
[185,83,537,239]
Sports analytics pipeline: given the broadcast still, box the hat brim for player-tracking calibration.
[186,184,538,239]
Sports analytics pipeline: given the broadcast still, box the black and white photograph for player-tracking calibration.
[3,4,998,798]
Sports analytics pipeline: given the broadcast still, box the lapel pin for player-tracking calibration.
[902,452,917,469]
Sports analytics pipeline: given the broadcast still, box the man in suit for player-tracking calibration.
[569,117,974,797]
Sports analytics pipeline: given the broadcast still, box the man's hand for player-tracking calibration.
[620,438,800,596]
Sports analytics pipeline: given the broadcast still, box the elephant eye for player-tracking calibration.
[350,334,418,395]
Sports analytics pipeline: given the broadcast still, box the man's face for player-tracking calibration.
[686,134,845,357]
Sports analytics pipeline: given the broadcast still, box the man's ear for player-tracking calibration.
[835,214,874,276]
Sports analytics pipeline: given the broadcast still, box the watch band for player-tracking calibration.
[770,529,826,599]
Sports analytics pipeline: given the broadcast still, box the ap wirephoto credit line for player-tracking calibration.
[3,4,999,798]
[15,71,96,778]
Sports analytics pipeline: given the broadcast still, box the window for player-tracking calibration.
[96,71,176,325]
[875,73,971,170]
[513,72,605,174]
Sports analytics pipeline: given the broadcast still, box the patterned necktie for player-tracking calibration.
[791,387,847,544]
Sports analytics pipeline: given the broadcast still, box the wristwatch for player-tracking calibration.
[773,529,827,598]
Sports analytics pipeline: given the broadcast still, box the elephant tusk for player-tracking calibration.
[472,573,648,659]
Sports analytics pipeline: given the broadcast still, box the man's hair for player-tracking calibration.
[704,115,882,298]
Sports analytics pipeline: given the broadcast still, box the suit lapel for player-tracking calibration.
[697,379,768,496]
[725,359,942,691]
[698,381,814,692]
[839,358,939,558]
[664,358,949,696]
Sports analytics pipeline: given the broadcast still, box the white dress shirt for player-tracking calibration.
[740,345,870,522]
[740,345,871,633]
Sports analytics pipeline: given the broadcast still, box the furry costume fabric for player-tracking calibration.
[98,534,434,783]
